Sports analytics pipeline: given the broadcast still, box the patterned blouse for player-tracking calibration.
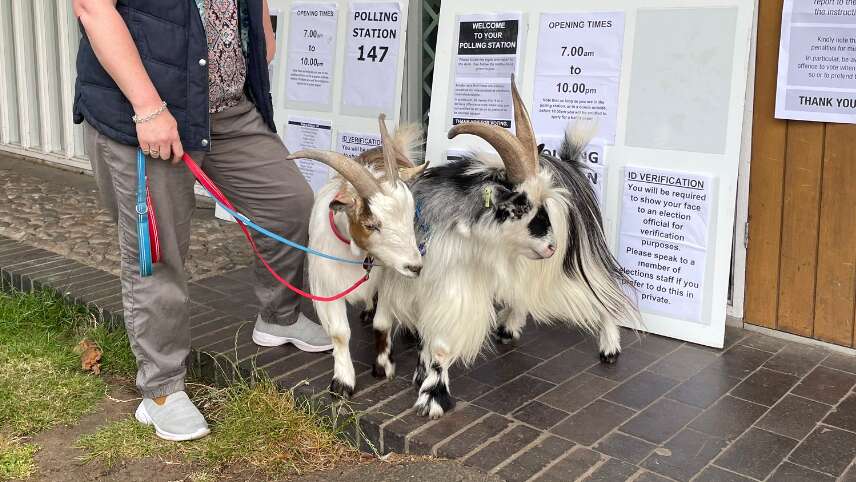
[197,0,249,113]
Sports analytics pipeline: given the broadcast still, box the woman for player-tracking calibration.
[72,0,331,441]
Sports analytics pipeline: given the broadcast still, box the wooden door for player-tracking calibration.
[745,0,856,347]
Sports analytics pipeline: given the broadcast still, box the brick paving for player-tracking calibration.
[3,235,856,481]
[2,157,856,481]
[0,154,252,280]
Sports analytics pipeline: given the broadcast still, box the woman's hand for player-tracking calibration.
[74,0,183,161]
[135,103,184,163]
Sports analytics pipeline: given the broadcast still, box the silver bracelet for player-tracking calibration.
[132,101,168,124]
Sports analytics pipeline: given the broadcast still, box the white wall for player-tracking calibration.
[0,0,88,171]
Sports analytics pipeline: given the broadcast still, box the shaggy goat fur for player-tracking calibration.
[496,124,641,360]
[375,154,557,418]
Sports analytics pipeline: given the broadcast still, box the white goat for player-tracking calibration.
[287,116,426,397]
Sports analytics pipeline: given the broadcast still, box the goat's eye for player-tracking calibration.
[364,222,381,232]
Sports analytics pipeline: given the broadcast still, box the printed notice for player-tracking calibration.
[533,12,625,144]
[285,3,337,107]
[342,2,403,113]
[337,131,381,157]
[541,135,607,206]
[775,0,856,124]
[618,167,713,323]
[451,13,523,128]
[286,117,334,192]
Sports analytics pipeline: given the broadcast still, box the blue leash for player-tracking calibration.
[203,192,370,266]
[137,151,376,278]
[136,149,153,277]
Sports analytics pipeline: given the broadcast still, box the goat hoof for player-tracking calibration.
[492,325,519,345]
[372,360,396,379]
[329,378,354,399]
[414,395,455,419]
[599,351,620,364]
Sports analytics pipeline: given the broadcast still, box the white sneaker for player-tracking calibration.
[252,313,333,352]
[135,391,210,441]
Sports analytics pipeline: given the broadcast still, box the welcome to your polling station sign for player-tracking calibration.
[426,0,756,348]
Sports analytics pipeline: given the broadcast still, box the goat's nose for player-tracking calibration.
[405,264,422,276]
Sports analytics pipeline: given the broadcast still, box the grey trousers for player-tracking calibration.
[85,98,314,398]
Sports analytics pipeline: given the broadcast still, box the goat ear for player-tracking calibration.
[400,161,429,181]
[330,189,356,212]
[491,185,517,205]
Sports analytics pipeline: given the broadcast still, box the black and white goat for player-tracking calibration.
[495,124,641,362]
[373,82,560,418]
[287,116,426,398]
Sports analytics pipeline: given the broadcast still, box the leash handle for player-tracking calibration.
[182,153,370,302]
[136,149,153,277]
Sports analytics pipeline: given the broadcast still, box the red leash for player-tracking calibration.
[181,153,369,303]
[328,209,351,245]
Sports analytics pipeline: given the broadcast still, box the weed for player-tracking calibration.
[0,435,38,480]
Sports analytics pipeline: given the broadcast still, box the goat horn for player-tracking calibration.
[286,150,381,199]
[448,123,530,184]
[378,114,400,183]
[510,74,539,176]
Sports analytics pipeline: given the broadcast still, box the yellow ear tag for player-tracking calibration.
[483,186,493,208]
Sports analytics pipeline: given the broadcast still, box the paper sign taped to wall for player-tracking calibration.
[541,135,607,206]
[286,117,334,192]
[285,3,338,108]
[342,1,403,112]
[337,131,381,157]
[533,12,625,143]
[774,0,856,124]
[451,12,523,128]
[618,166,712,323]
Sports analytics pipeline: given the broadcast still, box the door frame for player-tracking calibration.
[727,0,760,320]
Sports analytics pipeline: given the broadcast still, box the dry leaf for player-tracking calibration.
[77,339,102,375]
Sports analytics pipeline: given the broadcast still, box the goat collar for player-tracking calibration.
[328,209,351,245]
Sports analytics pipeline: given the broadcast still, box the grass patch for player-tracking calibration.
[76,419,172,468]
[0,289,136,380]
[0,290,128,437]
[0,349,104,436]
[77,380,363,477]
[0,436,38,480]
[0,289,137,479]
[1,289,363,479]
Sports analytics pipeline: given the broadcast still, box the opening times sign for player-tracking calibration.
[533,12,625,144]
[286,3,338,108]
[618,167,712,324]
[775,0,856,123]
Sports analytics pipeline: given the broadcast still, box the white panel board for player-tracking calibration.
[425,0,755,348]
[269,0,410,171]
